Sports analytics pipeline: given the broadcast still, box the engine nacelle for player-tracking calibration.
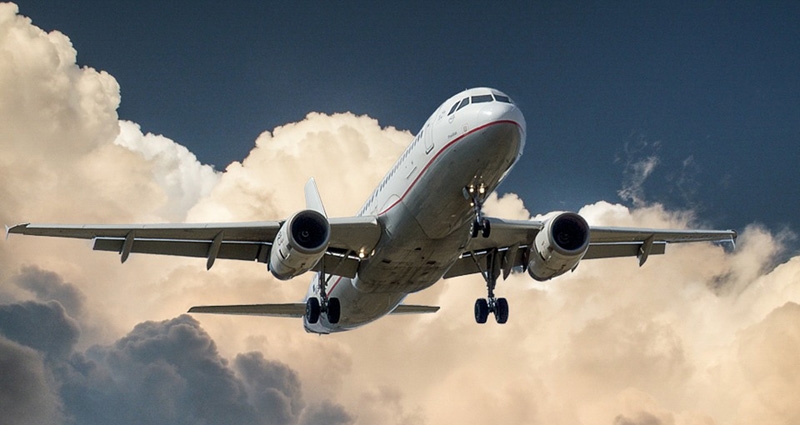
[269,209,330,280]
[528,212,590,281]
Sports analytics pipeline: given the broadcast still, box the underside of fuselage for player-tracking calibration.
[305,102,525,333]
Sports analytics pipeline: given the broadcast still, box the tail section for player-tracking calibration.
[304,178,327,217]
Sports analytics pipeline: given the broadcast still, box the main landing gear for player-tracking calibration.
[464,184,491,238]
[471,249,509,324]
[306,272,340,324]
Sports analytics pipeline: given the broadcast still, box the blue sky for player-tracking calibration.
[17,0,800,241]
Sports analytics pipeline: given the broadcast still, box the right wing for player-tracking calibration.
[7,216,382,278]
[444,216,737,279]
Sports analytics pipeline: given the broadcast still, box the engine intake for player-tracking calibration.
[269,210,330,280]
[528,212,590,281]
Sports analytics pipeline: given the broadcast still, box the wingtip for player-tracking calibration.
[5,223,28,240]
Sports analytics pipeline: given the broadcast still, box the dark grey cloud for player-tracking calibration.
[0,305,352,425]
[299,400,353,425]
[66,315,258,425]
[0,300,80,361]
[11,266,86,317]
[0,336,64,425]
[235,352,305,425]
[613,412,666,425]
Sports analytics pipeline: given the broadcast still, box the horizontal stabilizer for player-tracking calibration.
[188,303,440,318]
[391,304,440,314]
[188,303,305,318]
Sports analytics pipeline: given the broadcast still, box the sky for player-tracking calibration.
[15,0,800,237]
[2,2,800,425]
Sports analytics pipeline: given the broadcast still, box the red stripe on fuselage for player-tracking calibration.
[376,119,522,216]
[324,119,521,298]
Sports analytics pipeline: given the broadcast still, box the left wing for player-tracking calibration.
[7,216,382,278]
[444,217,737,279]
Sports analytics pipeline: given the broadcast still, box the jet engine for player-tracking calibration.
[528,212,590,281]
[269,209,330,280]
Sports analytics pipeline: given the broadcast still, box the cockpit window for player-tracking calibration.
[471,94,493,104]
[447,102,459,115]
[448,93,514,117]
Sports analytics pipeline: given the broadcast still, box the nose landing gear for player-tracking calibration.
[464,184,491,238]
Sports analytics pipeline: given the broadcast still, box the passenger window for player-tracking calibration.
[456,97,470,111]
[471,94,493,103]
[493,94,512,103]
[448,102,459,115]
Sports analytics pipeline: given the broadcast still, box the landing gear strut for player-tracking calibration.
[306,272,340,324]
[464,184,491,238]
[470,249,509,324]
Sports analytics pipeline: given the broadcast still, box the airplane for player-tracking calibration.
[7,87,737,334]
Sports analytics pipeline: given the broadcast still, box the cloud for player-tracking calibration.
[9,266,86,317]
[187,111,409,222]
[618,155,660,207]
[114,120,220,222]
[3,3,800,425]
[63,315,299,425]
[0,300,80,361]
[0,336,64,425]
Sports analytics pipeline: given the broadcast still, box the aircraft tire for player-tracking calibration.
[306,297,321,324]
[474,298,489,324]
[327,297,341,324]
[481,219,491,238]
[495,298,509,324]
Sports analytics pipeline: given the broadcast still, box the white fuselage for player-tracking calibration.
[305,88,526,333]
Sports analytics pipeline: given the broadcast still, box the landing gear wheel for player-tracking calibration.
[481,219,491,238]
[470,249,511,324]
[305,297,321,324]
[471,221,480,238]
[494,297,509,324]
[326,297,341,324]
[474,298,489,324]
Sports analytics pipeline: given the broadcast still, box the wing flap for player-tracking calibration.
[462,218,542,252]
[93,238,268,262]
[584,241,666,260]
[444,246,529,279]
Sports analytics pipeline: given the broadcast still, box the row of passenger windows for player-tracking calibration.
[447,93,513,116]
[359,127,424,215]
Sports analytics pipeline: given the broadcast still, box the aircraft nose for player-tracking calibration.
[477,102,526,134]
